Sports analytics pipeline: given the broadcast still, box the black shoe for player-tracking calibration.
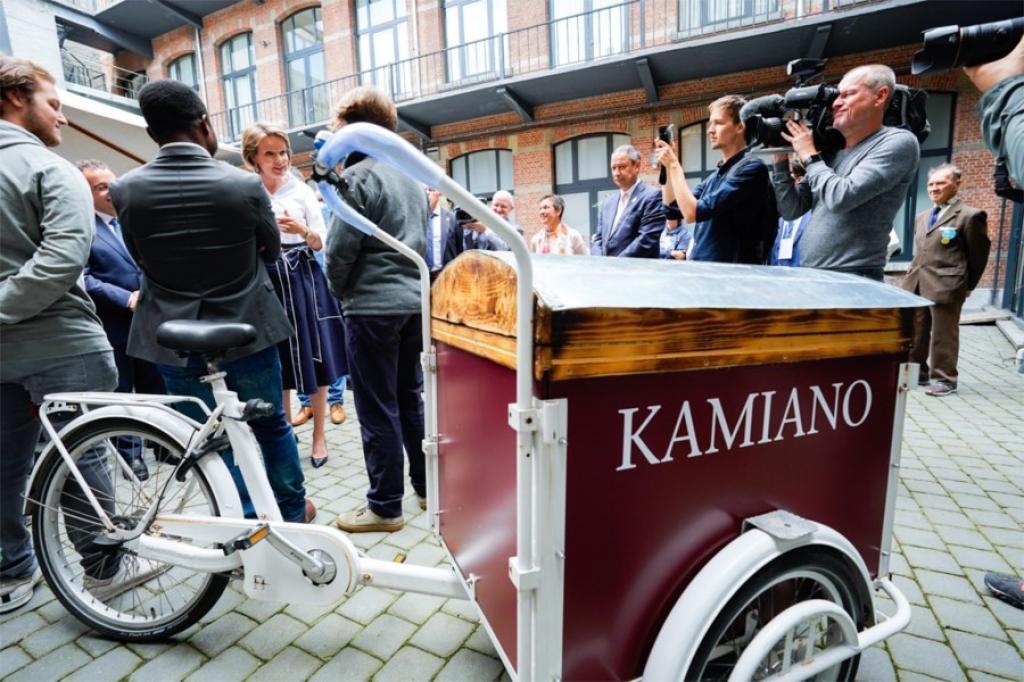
[125,458,150,482]
[985,572,1024,609]
[311,454,328,469]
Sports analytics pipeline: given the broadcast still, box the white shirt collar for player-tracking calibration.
[161,141,212,157]
[620,180,640,200]
[96,210,116,227]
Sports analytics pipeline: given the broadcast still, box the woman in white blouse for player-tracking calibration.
[241,122,346,468]
[529,194,587,255]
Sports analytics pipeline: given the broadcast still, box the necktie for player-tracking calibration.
[928,206,940,229]
[110,217,127,248]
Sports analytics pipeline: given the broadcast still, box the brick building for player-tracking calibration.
[8,0,1023,312]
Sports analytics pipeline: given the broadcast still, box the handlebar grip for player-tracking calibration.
[240,399,276,421]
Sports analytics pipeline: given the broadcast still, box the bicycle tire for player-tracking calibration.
[30,417,229,642]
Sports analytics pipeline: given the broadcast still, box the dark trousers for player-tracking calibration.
[346,314,426,518]
[112,342,165,461]
[910,296,965,385]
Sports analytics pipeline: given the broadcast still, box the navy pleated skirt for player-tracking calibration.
[266,245,347,394]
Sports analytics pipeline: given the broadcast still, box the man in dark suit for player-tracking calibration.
[903,163,990,397]
[426,187,460,275]
[78,159,165,480]
[109,79,312,523]
[591,145,665,258]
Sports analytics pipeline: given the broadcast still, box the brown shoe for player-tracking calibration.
[333,507,403,533]
[303,498,317,523]
[330,403,346,425]
[291,406,313,427]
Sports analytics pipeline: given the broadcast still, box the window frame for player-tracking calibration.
[220,32,258,140]
[449,148,514,199]
[443,0,504,83]
[281,6,327,127]
[549,0,629,68]
[168,53,199,91]
[553,132,632,242]
[354,0,411,99]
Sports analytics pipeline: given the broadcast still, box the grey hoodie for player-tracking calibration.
[0,119,110,364]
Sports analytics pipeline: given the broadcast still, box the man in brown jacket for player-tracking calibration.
[903,163,990,397]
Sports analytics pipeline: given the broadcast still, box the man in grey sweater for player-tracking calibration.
[324,86,428,533]
[772,64,920,281]
[0,57,117,612]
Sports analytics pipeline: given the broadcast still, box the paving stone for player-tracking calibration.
[436,647,507,675]
[283,601,339,626]
[129,646,206,681]
[239,612,307,661]
[946,631,1023,679]
[986,596,1024,630]
[6,643,91,682]
[75,633,120,657]
[188,612,258,657]
[388,592,446,625]
[886,633,967,681]
[19,616,88,658]
[921,508,975,529]
[929,596,1008,640]
[934,526,993,550]
[948,544,1013,572]
[373,645,444,682]
[855,645,895,682]
[966,671,1023,682]
[248,646,321,682]
[903,604,944,641]
[915,569,981,603]
[912,492,960,511]
[233,597,285,622]
[349,613,416,659]
[0,610,47,649]
[184,646,260,682]
[65,646,143,682]
[0,645,32,678]
[125,641,172,660]
[294,613,360,659]
[895,510,934,530]
[895,526,944,549]
[963,509,1020,530]
[950,493,1001,511]
[404,542,448,567]
[308,646,381,682]
[410,611,476,658]
[338,586,397,625]
[198,586,245,624]
[464,624,500,658]
[441,597,481,622]
[37,599,70,623]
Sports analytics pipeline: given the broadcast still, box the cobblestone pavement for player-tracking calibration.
[1,325,1021,681]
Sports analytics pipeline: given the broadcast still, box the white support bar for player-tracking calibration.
[879,363,916,577]
[357,557,468,599]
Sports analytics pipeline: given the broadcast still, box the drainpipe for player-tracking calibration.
[194,25,209,106]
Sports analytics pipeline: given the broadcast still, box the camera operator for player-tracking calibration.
[655,95,776,264]
[771,64,920,281]
[964,34,1024,184]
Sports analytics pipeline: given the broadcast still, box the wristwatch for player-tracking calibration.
[803,153,823,166]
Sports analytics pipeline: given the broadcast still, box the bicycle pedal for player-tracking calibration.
[221,524,270,555]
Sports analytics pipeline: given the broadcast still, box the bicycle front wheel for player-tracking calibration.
[30,418,229,641]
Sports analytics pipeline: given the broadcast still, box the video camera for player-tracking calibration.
[740,75,930,154]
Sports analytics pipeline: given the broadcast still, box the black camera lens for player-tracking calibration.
[912,17,1024,75]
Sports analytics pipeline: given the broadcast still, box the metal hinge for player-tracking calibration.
[508,404,540,432]
[508,556,541,591]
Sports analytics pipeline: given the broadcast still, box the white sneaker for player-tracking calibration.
[0,568,42,614]
[334,507,404,533]
[83,557,168,602]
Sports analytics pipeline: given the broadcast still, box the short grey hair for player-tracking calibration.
[540,193,565,217]
[76,159,110,173]
[611,145,641,163]
[928,162,962,183]
[845,64,896,104]
[492,189,514,206]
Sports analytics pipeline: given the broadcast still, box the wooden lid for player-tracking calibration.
[431,251,928,381]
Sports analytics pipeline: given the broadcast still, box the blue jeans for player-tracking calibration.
[158,346,306,522]
[298,375,347,408]
[1,351,119,580]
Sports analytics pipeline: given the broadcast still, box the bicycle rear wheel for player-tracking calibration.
[29,418,229,641]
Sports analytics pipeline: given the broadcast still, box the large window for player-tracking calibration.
[168,53,198,91]
[356,0,411,99]
[220,33,257,140]
[444,0,507,82]
[553,132,631,242]
[890,92,955,262]
[450,149,513,198]
[678,0,782,36]
[282,7,327,127]
[551,0,627,68]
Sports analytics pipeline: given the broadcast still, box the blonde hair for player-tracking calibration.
[709,95,747,125]
[240,122,291,171]
[0,56,55,110]
[332,85,398,132]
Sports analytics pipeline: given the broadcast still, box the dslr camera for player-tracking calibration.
[740,64,930,154]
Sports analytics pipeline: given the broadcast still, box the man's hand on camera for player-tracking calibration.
[964,34,1024,93]
[464,221,487,234]
[781,120,817,163]
[654,139,680,168]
